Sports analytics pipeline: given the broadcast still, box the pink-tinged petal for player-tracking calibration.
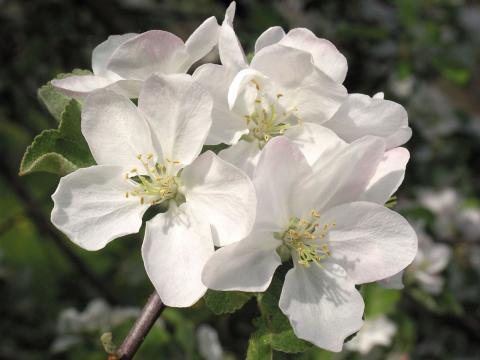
[142,204,213,307]
[361,147,410,205]
[322,201,417,284]
[279,262,364,352]
[218,2,248,71]
[193,64,247,145]
[107,30,188,80]
[51,165,148,251]
[253,137,312,231]
[279,28,348,84]
[183,16,220,71]
[82,90,155,171]
[322,93,411,148]
[138,74,212,169]
[285,123,347,166]
[293,136,385,216]
[251,44,313,87]
[181,151,256,246]
[92,33,137,77]
[289,68,347,124]
[254,26,285,53]
[52,75,114,99]
[104,79,143,99]
[202,230,282,292]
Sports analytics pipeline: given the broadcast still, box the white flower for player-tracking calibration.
[202,136,417,351]
[51,17,219,99]
[52,299,141,353]
[196,324,223,360]
[345,315,397,354]
[193,2,410,175]
[51,74,256,307]
[410,226,451,294]
[418,187,459,239]
[457,207,480,242]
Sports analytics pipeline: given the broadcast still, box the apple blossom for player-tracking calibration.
[51,74,256,307]
[193,2,411,175]
[345,315,397,354]
[410,225,451,294]
[52,16,219,99]
[202,136,417,351]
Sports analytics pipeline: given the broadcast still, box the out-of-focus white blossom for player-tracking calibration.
[457,207,480,242]
[410,226,452,294]
[51,299,140,353]
[345,315,397,354]
[196,324,223,360]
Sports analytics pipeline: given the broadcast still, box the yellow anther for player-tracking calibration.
[137,154,142,160]
[147,153,153,160]
[311,209,321,218]
[277,93,284,99]
[140,197,145,205]
[125,192,129,198]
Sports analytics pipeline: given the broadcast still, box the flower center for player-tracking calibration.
[242,80,301,148]
[124,154,181,206]
[276,210,335,268]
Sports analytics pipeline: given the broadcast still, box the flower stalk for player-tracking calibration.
[114,291,165,360]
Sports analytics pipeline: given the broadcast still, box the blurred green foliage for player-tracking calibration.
[1,0,480,359]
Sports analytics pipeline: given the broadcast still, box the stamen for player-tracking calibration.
[280,210,335,268]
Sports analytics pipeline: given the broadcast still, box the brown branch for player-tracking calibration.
[116,291,165,360]
[0,160,117,304]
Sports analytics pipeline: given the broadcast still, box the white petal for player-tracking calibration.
[322,201,418,284]
[251,44,313,87]
[82,90,155,170]
[289,68,347,124]
[285,123,347,165]
[218,140,261,178]
[293,136,385,216]
[254,26,285,53]
[378,271,405,290]
[51,165,148,251]
[279,262,364,352]
[323,93,411,148]
[193,64,247,145]
[218,3,248,71]
[104,79,143,99]
[361,147,410,204]
[106,30,189,80]
[92,33,137,76]
[279,28,348,83]
[52,75,114,99]
[181,151,256,246]
[202,230,281,291]
[138,74,213,168]
[253,137,312,231]
[183,16,220,71]
[142,204,213,307]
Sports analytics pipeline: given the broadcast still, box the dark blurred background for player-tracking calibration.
[1,0,480,359]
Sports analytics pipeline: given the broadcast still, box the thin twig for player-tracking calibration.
[116,291,165,360]
[0,161,117,304]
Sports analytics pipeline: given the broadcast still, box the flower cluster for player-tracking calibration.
[50,2,417,352]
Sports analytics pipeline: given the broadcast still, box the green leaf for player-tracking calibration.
[246,327,273,360]
[362,283,401,318]
[38,69,91,122]
[19,100,96,176]
[203,289,252,315]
